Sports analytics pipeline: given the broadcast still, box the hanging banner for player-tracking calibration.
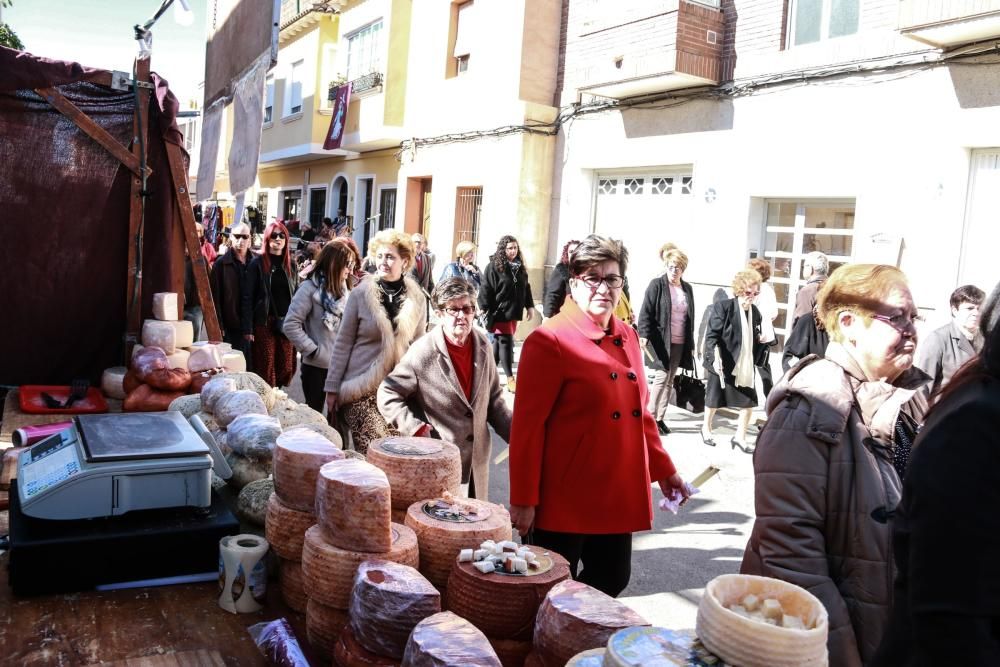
[323,82,352,151]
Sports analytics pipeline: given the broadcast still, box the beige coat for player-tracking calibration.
[324,275,426,404]
[741,342,929,667]
[377,327,511,500]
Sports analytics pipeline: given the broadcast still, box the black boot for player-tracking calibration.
[656,420,670,436]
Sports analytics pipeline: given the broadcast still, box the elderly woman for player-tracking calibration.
[242,222,298,388]
[509,235,689,598]
[479,235,536,392]
[748,258,779,397]
[439,240,482,288]
[701,269,767,452]
[741,264,929,667]
[377,278,511,499]
[873,283,1000,665]
[325,230,426,454]
[638,248,696,436]
[283,239,360,412]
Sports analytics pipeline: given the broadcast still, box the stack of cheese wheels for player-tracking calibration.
[533,580,648,666]
[266,427,344,614]
[488,637,535,667]
[367,437,462,522]
[405,497,512,589]
[306,598,350,659]
[349,559,441,660]
[447,547,571,641]
[334,625,401,667]
[696,574,828,667]
[401,611,503,666]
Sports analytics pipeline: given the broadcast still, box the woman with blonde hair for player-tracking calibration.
[284,238,360,412]
[701,269,766,452]
[439,240,481,288]
[742,264,929,667]
[747,257,779,397]
[324,230,426,454]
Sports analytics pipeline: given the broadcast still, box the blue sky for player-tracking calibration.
[5,0,208,104]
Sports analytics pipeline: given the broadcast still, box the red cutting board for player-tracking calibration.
[19,385,109,414]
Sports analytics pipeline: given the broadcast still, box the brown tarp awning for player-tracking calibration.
[0,46,187,386]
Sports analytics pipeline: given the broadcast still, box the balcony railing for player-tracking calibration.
[328,72,384,101]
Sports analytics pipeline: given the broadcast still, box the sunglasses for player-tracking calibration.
[271,233,286,240]
[232,234,249,240]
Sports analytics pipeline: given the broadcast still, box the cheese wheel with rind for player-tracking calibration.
[334,625,401,667]
[301,524,419,610]
[141,319,194,353]
[227,413,282,460]
[307,599,350,660]
[221,350,247,372]
[565,648,606,666]
[401,611,502,666]
[316,459,392,553]
[265,493,315,560]
[188,345,223,372]
[279,558,308,613]
[446,548,571,640]
[488,637,533,667]
[533,580,648,667]
[404,498,512,588]
[273,427,345,511]
[100,366,128,400]
[604,627,714,667]
[214,389,268,427]
[165,349,191,369]
[349,559,442,659]
[367,437,463,511]
[152,292,179,321]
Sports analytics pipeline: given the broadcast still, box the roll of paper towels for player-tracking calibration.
[218,534,269,613]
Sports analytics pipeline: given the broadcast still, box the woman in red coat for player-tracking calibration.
[508,234,690,597]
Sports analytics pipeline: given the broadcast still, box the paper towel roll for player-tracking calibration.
[218,534,269,613]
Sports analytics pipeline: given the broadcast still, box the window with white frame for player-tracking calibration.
[453,1,474,75]
[346,21,383,81]
[179,118,197,152]
[264,74,275,123]
[288,61,304,115]
[788,0,859,46]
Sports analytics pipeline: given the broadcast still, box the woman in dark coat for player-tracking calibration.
[638,247,695,436]
[542,239,579,318]
[702,269,767,452]
[873,282,1000,666]
[479,235,535,393]
[242,221,298,388]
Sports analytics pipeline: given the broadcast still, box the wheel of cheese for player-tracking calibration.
[367,437,462,511]
[141,318,194,353]
[334,625,401,667]
[447,548,571,640]
[265,493,315,560]
[153,292,179,321]
[349,559,441,659]
[279,557,308,613]
[565,648,607,666]
[188,344,223,372]
[306,598,350,659]
[315,459,392,553]
[695,574,828,667]
[273,427,345,511]
[391,508,408,525]
[404,498,512,588]
[488,637,533,667]
[101,366,128,400]
[301,523,419,609]
[533,580,648,666]
[401,611,502,666]
[604,627,718,666]
[215,389,268,427]
[165,349,191,369]
[221,350,247,372]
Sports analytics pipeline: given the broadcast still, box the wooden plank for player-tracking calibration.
[125,58,153,359]
[33,87,147,179]
[97,649,227,667]
[164,141,222,342]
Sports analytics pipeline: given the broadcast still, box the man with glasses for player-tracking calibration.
[210,222,254,367]
[378,277,511,500]
[915,284,985,398]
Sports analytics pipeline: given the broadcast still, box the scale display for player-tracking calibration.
[21,432,81,500]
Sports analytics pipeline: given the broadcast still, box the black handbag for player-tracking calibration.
[673,367,706,414]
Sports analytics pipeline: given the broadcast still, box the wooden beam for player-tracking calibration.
[164,141,222,342]
[34,86,149,179]
[125,58,152,358]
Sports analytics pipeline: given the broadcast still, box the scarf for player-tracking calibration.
[316,274,345,331]
[734,302,755,388]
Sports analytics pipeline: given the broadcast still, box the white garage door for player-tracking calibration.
[593,170,695,307]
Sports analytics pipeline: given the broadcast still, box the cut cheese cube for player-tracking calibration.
[459,549,474,563]
[141,319,194,354]
[474,561,495,574]
[762,598,783,620]
[153,292,179,321]
[349,559,441,659]
[782,614,806,630]
[165,349,190,369]
[742,594,761,612]
[188,344,223,372]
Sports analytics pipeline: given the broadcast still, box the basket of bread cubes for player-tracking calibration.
[696,574,829,667]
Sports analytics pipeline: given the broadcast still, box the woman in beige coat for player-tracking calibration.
[741,264,929,667]
[377,278,511,499]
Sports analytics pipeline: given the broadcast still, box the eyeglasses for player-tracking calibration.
[871,312,924,333]
[232,234,250,240]
[443,306,476,317]
[271,233,286,240]
[742,290,760,298]
[577,274,625,289]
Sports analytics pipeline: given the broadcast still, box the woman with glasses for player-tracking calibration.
[283,238,361,413]
[479,235,536,392]
[741,264,930,667]
[377,278,511,499]
[210,222,254,365]
[701,269,767,453]
[242,222,298,388]
[638,247,696,436]
[508,235,690,597]
[325,230,426,455]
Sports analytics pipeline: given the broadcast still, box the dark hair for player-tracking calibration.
[560,240,581,266]
[950,284,985,310]
[493,235,522,272]
[314,238,360,299]
[933,282,1000,408]
[261,222,293,276]
[431,277,478,311]
[569,235,628,277]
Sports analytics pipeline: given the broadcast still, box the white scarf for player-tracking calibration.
[734,302,755,388]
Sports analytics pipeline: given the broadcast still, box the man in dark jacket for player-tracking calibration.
[209,222,253,367]
[792,251,829,325]
[543,240,580,318]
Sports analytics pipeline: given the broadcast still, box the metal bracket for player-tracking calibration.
[110,71,155,92]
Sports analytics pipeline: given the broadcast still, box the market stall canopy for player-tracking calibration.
[0,46,189,386]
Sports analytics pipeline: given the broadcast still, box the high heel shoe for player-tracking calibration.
[731,438,755,454]
[700,428,716,447]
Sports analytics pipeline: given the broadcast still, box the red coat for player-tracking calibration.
[509,298,677,534]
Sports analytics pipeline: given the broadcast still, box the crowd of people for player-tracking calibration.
[193,211,998,661]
